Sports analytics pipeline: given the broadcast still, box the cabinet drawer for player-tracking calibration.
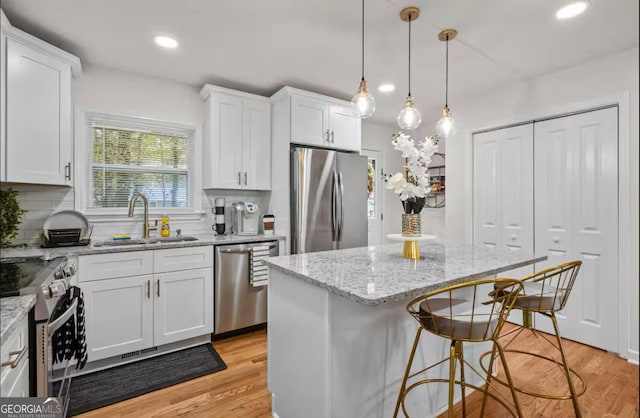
[79,251,153,282]
[1,315,29,396]
[154,246,213,273]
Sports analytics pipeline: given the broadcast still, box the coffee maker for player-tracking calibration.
[231,201,260,235]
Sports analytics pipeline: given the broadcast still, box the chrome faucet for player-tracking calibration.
[127,192,157,239]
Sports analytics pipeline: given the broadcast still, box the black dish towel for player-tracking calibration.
[52,286,87,370]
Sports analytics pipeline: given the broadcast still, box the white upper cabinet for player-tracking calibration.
[201,84,271,190]
[291,95,329,147]
[273,86,361,152]
[0,20,81,185]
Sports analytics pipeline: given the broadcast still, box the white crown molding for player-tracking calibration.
[199,83,270,102]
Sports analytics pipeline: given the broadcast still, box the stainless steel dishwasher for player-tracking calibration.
[214,241,279,334]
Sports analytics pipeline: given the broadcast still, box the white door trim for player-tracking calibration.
[362,148,385,245]
[467,92,633,362]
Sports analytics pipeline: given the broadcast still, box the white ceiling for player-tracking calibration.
[2,0,638,126]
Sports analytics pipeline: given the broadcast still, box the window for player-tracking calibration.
[85,112,195,211]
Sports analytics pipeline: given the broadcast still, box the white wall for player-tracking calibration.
[445,48,639,361]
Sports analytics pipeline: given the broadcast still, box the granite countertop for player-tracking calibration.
[266,241,547,306]
[1,295,36,345]
[0,233,285,262]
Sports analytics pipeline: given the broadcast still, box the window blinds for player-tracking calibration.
[88,118,191,209]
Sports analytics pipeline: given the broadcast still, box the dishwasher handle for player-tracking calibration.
[222,249,251,255]
[222,243,278,254]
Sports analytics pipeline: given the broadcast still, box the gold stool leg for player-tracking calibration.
[457,341,467,417]
[550,313,583,418]
[522,309,533,329]
[448,340,456,418]
[480,341,499,417]
[403,241,419,259]
[495,342,523,418]
[393,327,423,418]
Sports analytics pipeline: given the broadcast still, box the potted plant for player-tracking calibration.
[0,188,27,247]
[386,133,438,237]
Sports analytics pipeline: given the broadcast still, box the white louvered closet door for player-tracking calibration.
[473,123,534,280]
[534,107,618,352]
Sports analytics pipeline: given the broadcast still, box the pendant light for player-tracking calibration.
[436,29,458,139]
[351,0,375,118]
[397,7,422,130]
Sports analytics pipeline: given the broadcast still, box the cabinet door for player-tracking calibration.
[82,275,154,362]
[534,107,618,351]
[473,124,534,279]
[205,93,243,188]
[242,99,271,190]
[291,95,329,147]
[5,359,30,397]
[154,268,213,346]
[329,104,360,152]
[5,38,72,185]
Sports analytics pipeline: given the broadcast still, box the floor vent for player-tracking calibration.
[121,350,140,359]
[141,347,158,354]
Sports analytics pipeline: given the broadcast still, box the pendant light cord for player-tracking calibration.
[408,15,412,97]
[445,34,449,107]
[361,0,365,80]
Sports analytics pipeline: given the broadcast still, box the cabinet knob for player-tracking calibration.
[511,234,517,241]
[330,130,335,143]
[237,171,242,185]
[244,172,248,186]
[325,129,330,142]
[552,236,560,243]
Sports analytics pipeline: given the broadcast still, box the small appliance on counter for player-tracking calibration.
[231,201,260,235]
[40,210,93,247]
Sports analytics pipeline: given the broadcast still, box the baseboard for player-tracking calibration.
[627,349,639,365]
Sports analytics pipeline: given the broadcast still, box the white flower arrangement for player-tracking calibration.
[386,132,439,213]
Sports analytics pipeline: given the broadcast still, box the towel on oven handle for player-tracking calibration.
[52,286,87,370]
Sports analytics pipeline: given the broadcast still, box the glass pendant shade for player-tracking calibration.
[352,80,376,118]
[436,106,457,138]
[397,97,422,130]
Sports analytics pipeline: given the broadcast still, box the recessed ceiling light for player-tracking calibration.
[555,1,590,19]
[378,84,395,93]
[154,35,179,49]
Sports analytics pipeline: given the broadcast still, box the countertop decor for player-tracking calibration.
[0,188,27,248]
[386,132,439,255]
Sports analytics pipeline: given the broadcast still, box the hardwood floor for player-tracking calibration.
[78,327,637,418]
[77,331,272,418]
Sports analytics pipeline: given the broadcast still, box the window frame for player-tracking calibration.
[75,110,204,222]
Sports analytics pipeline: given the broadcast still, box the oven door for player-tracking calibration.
[44,295,78,416]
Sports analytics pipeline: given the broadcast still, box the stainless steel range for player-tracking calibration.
[0,256,78,402]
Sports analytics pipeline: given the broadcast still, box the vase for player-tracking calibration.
[402,213,421,237]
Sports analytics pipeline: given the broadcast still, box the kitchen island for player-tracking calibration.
[266,242,546,418]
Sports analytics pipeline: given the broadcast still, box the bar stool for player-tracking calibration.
[393,278,525,418]
[482,260,585,417]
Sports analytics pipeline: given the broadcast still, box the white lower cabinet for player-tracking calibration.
[79,246,214,363]
[0,315,30,397]
[154,268,214,346]
[82,275,154,362]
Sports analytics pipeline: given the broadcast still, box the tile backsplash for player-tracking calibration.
[3,184,272,246]
[4,184,74,245]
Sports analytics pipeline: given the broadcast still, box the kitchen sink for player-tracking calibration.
[93,236,199,247]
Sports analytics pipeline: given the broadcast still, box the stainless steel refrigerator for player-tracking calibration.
[291,146,368,254]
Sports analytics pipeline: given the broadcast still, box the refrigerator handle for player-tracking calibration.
[338,172,345,242]
[331,171,339,242]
